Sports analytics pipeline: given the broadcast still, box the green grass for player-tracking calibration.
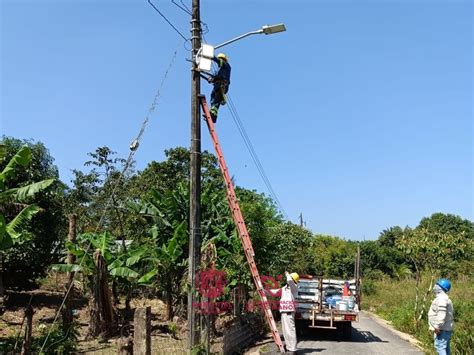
[363,277,473,355]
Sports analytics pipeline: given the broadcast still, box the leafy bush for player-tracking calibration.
[361,278,377,296]
[363,277,473,355]
[32,322,78,355]
[0,322,77,355]
[168,322,178,337]
[191,343,207,355]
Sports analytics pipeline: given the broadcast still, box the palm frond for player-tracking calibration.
[14,179,55,202]
[0,146,32,184]
[110,267,139,279]
[6,204,41,239]
[138,269,158,284]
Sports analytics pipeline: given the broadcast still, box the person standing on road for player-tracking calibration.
[266,271,299,354]
[428,278,454,355]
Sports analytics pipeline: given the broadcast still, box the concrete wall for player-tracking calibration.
[223,313,266,354]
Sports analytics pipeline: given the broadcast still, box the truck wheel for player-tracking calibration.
[341,321,352,339]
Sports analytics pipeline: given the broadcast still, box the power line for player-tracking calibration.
[39,44,181,353]
[147,0,188,41]
[171,0,191,15]
[225,94,289,220]
[170,0,209,34]
[205,60,289,219]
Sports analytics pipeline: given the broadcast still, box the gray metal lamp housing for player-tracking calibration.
[261,23,286,35]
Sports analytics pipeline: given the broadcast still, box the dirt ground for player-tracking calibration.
[0,275,229,354]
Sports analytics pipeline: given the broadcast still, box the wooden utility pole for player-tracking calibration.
[355,246,361,308]
[62,214,77,332]
[299,213,304,227]
[188,0,202,349]
[67,214,77,288]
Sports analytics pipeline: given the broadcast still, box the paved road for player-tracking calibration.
[293,311,423,354]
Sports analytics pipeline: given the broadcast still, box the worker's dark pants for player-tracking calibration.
[210,82,229,111]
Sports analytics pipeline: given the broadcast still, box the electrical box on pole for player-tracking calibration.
[196,44,215,72]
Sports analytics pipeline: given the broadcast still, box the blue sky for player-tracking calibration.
[1,0,472,240]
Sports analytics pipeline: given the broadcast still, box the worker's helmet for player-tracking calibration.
[217,53,228,61]
[290,272,300,283]
[436,279,451,292]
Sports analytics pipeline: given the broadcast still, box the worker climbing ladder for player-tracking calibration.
[199,95,285,353]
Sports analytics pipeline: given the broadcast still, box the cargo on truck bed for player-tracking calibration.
[295,248,361,339]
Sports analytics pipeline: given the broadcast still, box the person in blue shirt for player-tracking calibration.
[207,53,231,123]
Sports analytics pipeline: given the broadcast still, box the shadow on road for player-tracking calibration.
[298,326,388,344]
[296,347,327,353]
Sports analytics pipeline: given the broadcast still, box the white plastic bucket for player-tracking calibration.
[343,296,355,310]
[337,302,348,311]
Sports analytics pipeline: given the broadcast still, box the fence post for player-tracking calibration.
[21,305,34,355]
[133,306,151,355]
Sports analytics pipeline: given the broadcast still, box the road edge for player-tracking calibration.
[362,310,425,351]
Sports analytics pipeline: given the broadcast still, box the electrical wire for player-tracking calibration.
[147,0,209,52]
[171,0,191,15]
[147,0,188,42]
[205,60,288,219]
[225,94,289,220]
[39,44,181,353]
[170,0,209,35]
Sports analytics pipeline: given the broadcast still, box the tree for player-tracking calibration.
[358,227,407,278]
[378,226,404,248]
[418,212,473,236]
[65,146,132,241]
[129,147,223,200]
[254,222,313,276]
[417,213,473,274]
[397,226,470,322]
[309,235,357,278]
[0,142,55,311]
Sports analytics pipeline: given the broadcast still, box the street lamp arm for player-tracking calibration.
[214,29,264,50]
[213,24,285,50]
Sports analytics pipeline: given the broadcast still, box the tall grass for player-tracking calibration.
[362,277,473,355]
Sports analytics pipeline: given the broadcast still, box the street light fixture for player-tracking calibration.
[214,23,286,49]
[262,23,286,35]
[196,23,286,71]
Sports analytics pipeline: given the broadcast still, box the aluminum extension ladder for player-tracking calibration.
[199,95,285,353]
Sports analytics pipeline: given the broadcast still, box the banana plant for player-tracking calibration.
[51,232,149,281]
[0,144,55,312]
[0,145,55,249]
[127,185,190,319]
